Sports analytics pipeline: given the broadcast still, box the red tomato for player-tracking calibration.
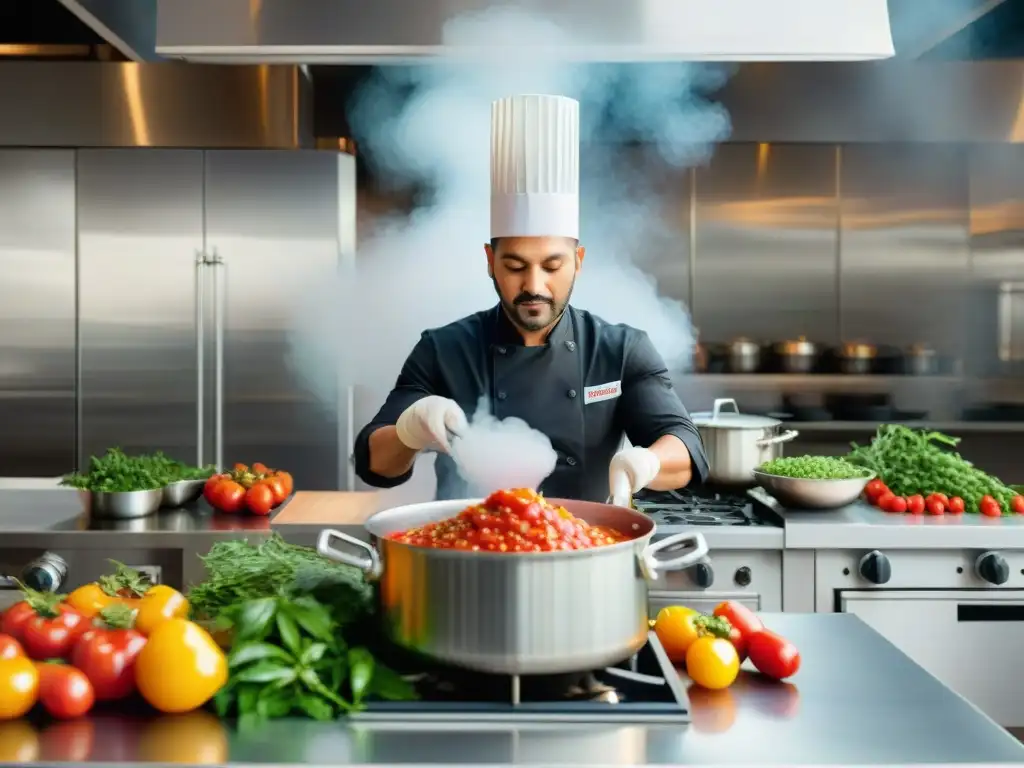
[232,463,249,473]
[1012,495,1024,515]
[930,493,950,507]
[245,484,275,516]
[260,476,289,507]
[948,496,966,515]
[888,496,908,514]
[747,631,801,680]
[980,496,1002,518]
[712,601,764,639]
[906,494,925,516]
[0,633,24,660]
[205,479,246,514]
[1,602,37,641]
[21,606,87,660]
[251,462,270,476]
[925,499,945,516]
[37,663,95,719]
[274,471,294,497]
[865,479,887,500]
[876,492,895,512]
[70,627,147,701]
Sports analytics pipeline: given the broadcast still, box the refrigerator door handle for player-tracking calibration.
[195,250,207,467]
[211,248,226,471]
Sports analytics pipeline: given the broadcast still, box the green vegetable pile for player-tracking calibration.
[758,455,871,480]
[847,425,1017,514]
[213,595,415,725]
[190,535,414,723]
[61,448,214,492]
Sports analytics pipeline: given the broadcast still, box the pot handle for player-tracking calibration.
[317,529,383,581]
[756,429,799,447]
[640,531,709,577]
[711,398,739,419]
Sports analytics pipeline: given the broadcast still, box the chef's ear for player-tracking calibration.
[575,245,586,270]
[484,241,495,277]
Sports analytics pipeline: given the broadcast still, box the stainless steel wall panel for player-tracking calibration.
[0,151,77,476]
[203,150,342,490]
[692,143,839,345]
[77,149,204,465]
[839,145,969,351]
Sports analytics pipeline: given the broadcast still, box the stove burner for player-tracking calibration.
[354,632,689,724]
[632,487,768,527]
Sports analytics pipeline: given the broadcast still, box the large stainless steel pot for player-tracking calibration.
[316,498,708,676]
[691,398,799,485]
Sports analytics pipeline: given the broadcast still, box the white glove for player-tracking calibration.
[609,447,661,507]
[395,396,468,453]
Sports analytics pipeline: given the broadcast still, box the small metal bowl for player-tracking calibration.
[161,478,207,508]
[82,488,164,520]
[753,470,875,510]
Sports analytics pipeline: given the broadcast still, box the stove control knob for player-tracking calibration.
[976,551,1009,585]
[21,552,68,593]
[734,566,752,587]
[691,561,714,589]
[858,550,891,585]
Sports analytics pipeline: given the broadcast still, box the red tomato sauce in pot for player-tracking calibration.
[386,488,630,552]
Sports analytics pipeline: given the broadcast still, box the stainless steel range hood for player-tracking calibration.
[156,0,895,63]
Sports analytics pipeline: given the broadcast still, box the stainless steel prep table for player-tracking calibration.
[1,614,1020,767]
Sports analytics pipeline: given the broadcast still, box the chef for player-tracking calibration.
[353,94,709,504]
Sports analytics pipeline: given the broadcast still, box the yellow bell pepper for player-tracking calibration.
[135,619,227,714]
[133,585,189,636]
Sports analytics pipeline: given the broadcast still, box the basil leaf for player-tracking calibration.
[213,684,237,717]
[257,684,296,719]
[234,597,279,642]
[297,693,335,721]
[230,642,294,668]
[370,664,418,701]
[285,598,337,644]
[234,661,298,684]
[275,611,302,654]
[237,684,262,716]
[347,647,375,703]
[300,642,327,666]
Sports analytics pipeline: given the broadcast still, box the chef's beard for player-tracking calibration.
[493,274,576,334]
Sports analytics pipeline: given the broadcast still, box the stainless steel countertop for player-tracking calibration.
[1,614,1021,767]
[749,488,1024,550]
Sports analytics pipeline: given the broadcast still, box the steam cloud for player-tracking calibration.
[288,6,733,493]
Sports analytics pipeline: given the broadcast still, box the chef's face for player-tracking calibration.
[485,236,585,334]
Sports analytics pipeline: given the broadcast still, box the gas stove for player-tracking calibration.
[632,487,775,528]
[353,632,689,725]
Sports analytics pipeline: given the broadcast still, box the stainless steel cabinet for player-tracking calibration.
[0,151,77,476]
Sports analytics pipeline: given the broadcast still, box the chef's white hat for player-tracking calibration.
[490,94,580,241]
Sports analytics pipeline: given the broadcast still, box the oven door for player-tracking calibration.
[649,591,760,618]
[841,589,1024,727]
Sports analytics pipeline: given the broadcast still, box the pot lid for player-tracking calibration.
[691,398,782,429]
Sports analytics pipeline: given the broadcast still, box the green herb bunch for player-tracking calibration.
[61,448,214,492]
[213,595,416,724]
[847,425,1016,513]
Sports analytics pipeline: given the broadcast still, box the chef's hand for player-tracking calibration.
[395,396,468,454]
[609,447,662,507]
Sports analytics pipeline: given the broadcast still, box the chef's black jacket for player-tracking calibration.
[353,304,709,502]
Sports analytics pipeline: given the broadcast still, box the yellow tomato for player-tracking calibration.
[65,583,119,619]
[685,636,740,691]
[138,711,228,765]
[134,585,190,636]
[0,656,39,720]
[135,619,227,714]
[0,719,39,763]
[653,605,701,662]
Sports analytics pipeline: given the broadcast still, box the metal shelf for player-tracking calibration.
[789,421,1024,434]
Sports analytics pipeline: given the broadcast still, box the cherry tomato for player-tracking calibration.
[925,498,945,516]
[712,601,763,639]
[748,631,801,680]
[948,496,966,515]
[0,602,36,641]
[21,606,87,660]
[274,470,294,496]
[653,605,701,662]
[980,495,1002,518]
[251,462,270,476]
[37,663,94,719]
[1012,495,1024,515]
[71,625,147,701]
[205,479,246,514]
[232,463,249,473]
[876,491,896,512]
[906,494,925,516]
[245,483,275,516]
[0,656,39,719]
[65,584,120,619]
[0,635,23,661]
[685,637,740,690]
[865,479,887,500]
[261,476,289,506]
[929,493,949,507]
[888,496,908,514]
